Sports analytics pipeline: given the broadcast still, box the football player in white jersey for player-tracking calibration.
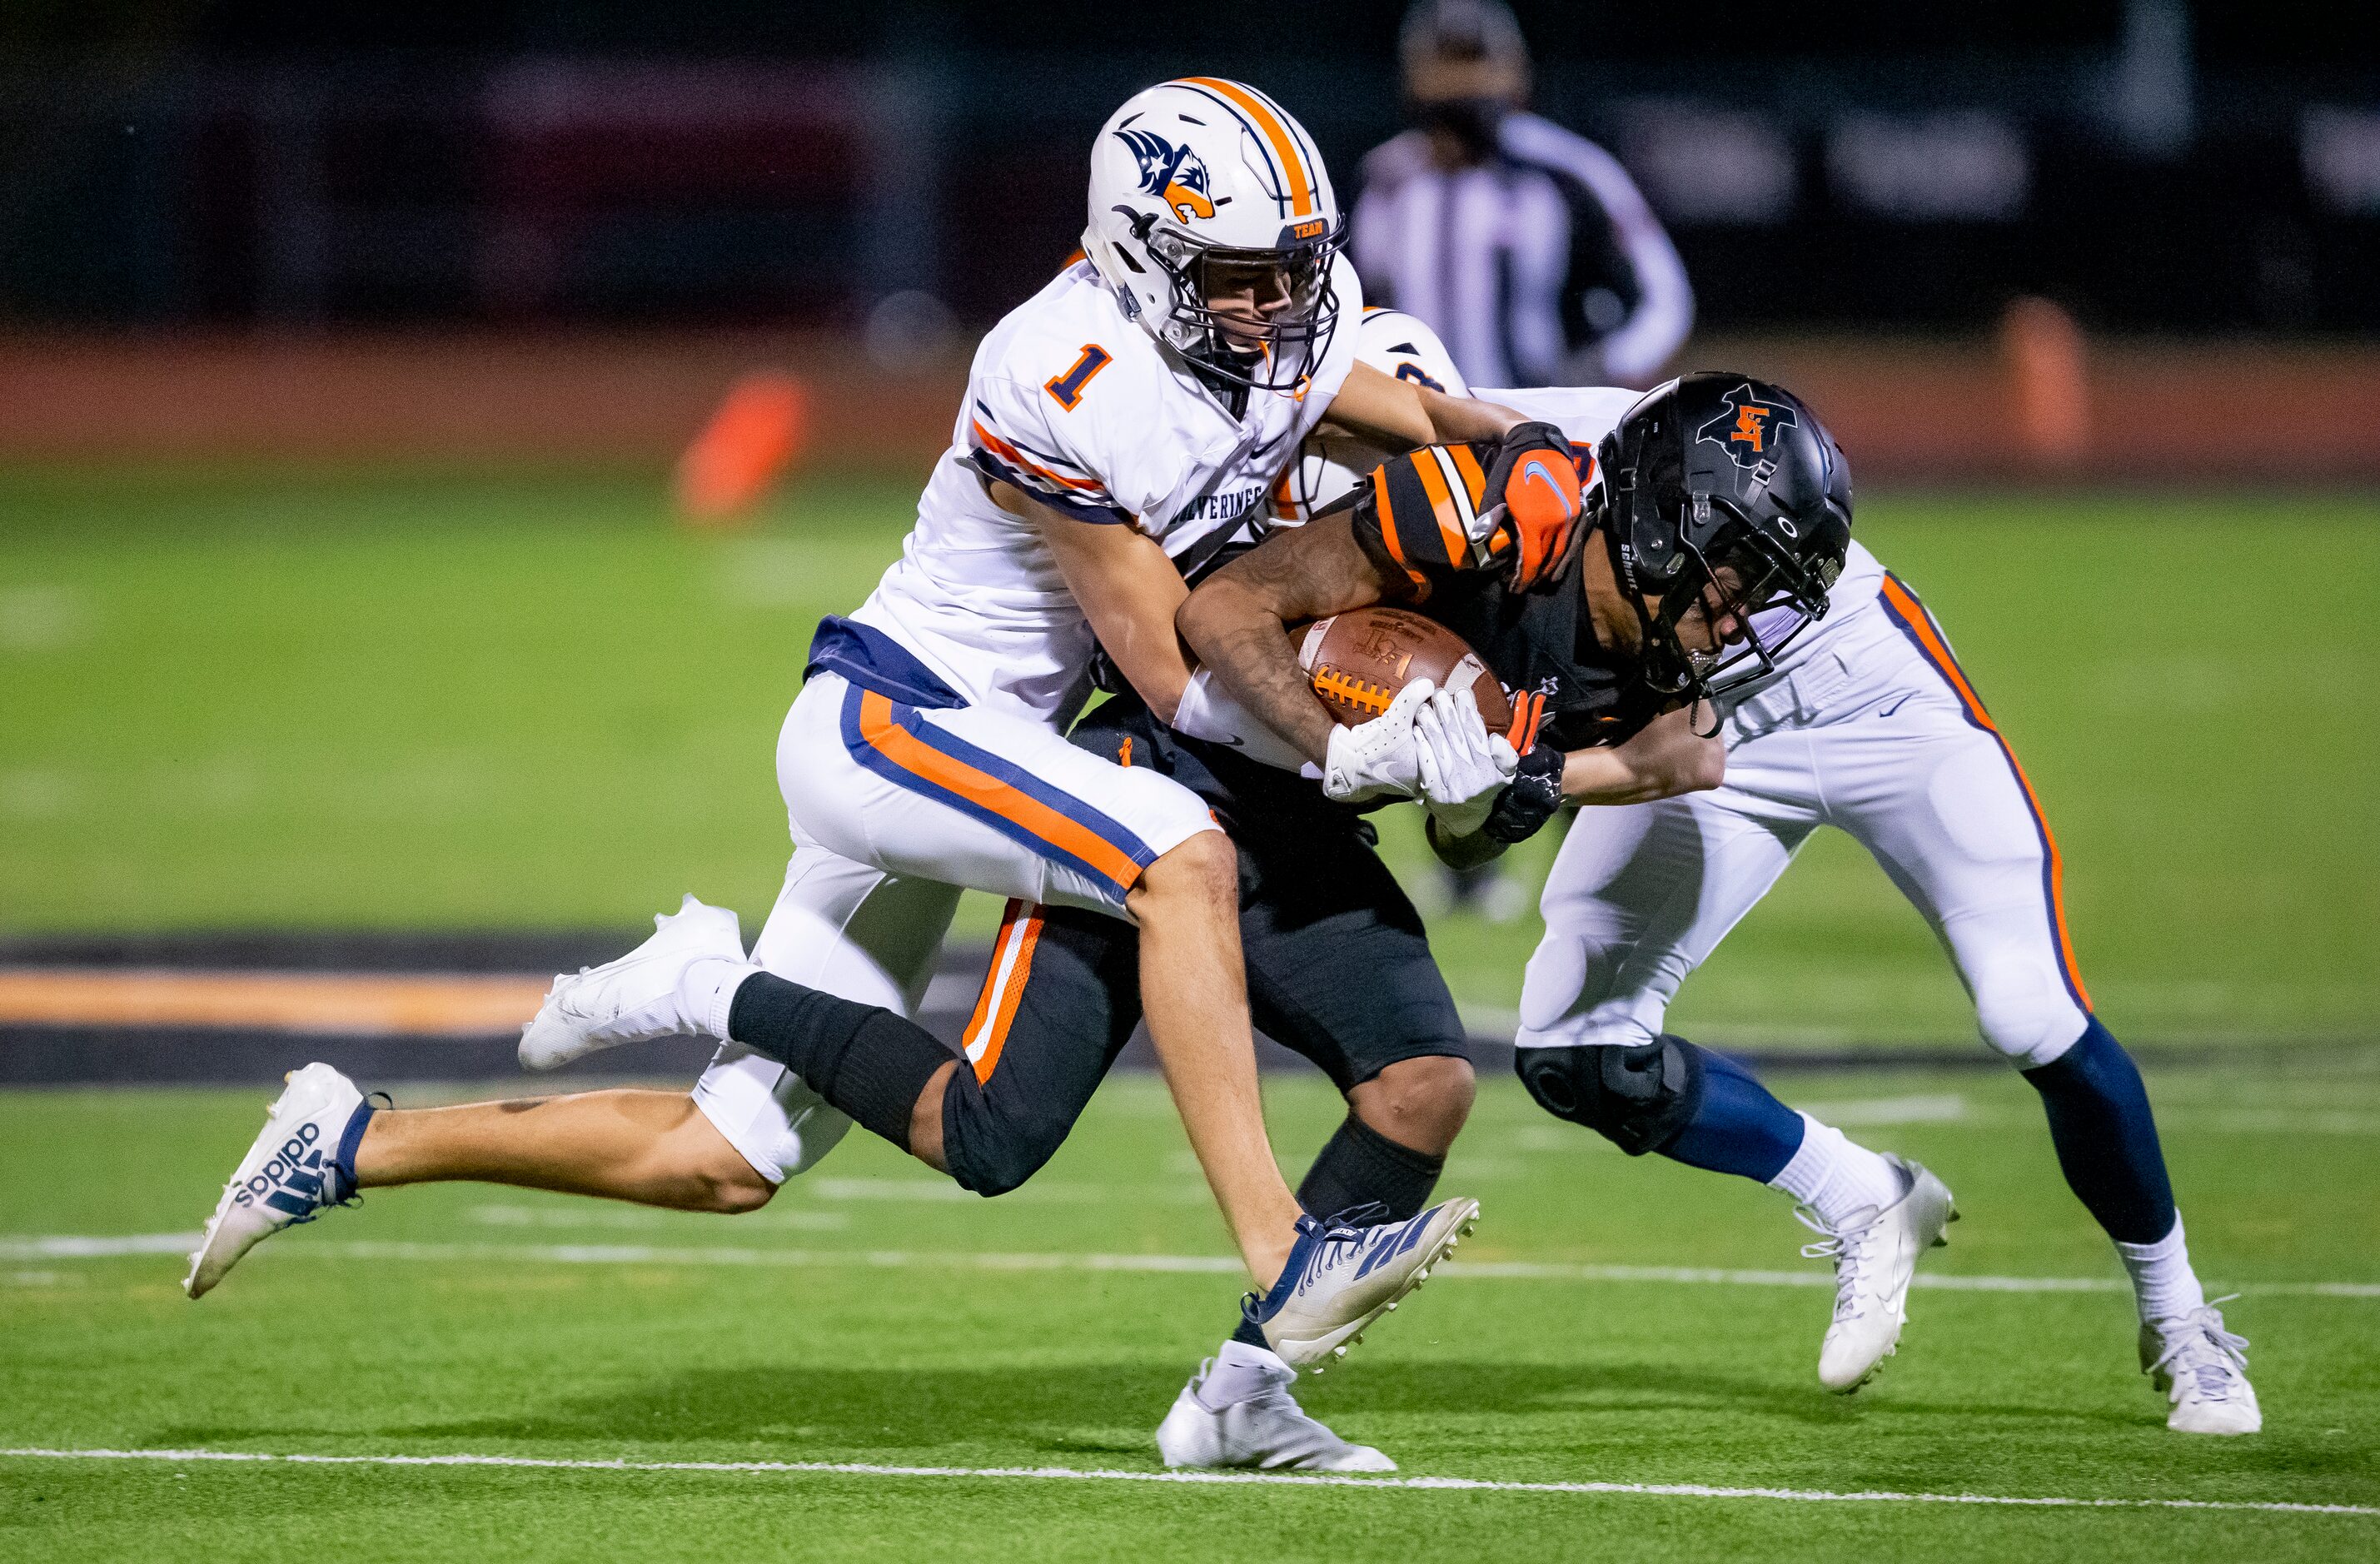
[1188,336,2258,1434]
[185,80,1580,1418]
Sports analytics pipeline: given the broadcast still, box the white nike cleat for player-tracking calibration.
[186,1063,369,1299]
[519,894,748,1072]
[1157,1343,1395,1472]
[1796,1155,1956,1393]
[1246,1198,1479,1372]
[2142,1301,2262,1434]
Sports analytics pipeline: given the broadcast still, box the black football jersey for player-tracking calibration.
[1349,472,1675,751]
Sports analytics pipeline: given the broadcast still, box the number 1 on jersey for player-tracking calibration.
[1045,345,1113,411]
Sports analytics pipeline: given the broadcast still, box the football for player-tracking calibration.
[1296,605,1513,730]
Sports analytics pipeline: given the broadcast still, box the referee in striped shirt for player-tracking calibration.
[1352,0,1694,391]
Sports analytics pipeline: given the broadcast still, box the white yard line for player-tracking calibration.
[0,1446,2371,1518]
[7,1231,2380,1298]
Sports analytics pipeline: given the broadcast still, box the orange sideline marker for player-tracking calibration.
[675,371,810,525]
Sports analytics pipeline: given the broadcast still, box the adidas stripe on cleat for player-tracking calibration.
[1246,1199,1478,1372]
[185,1063,372,1299]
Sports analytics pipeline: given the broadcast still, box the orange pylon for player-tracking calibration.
[2001,297,2090,467]
[675,371,811,525]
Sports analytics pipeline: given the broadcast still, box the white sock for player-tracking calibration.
[1769,1113,1906,1230]
[2116,1213,2206,1327]
[678,956,760,1041]
[1195,1341,1292,1411]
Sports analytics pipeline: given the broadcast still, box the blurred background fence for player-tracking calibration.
[3,2,2377,479]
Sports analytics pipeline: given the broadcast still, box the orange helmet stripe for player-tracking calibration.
[1177,77,1315,217]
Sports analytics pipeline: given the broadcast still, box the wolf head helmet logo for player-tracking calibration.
[1113,127,1217,223]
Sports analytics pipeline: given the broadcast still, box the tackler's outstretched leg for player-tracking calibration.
[1516,765,1954,1392]
[1854,575,2257,1432]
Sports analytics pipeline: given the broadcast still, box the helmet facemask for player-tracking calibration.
[1651,501,1842,700]
[1137,217,1347,392]
[1605,473,1843,706]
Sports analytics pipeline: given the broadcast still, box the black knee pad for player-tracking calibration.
[1515,1036,1707,1156]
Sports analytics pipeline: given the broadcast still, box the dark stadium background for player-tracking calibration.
[6,2,2378,334]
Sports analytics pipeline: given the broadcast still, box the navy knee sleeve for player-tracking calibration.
[1663,1047,1806,1185]
[727,974,953,1153]
[2021,1017,2176,1244]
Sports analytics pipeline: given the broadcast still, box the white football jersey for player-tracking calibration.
[846,256,1362,722]
[1272,306,1469,523]
[1479,384,1885,679]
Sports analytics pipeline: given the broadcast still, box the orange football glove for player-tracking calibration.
[1482,423,1582,591]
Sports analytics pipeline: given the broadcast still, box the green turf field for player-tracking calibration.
[2,466,2375,1044]
[2,1063,2378,1561]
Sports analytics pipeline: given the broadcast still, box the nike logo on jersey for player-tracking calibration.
[1877,694,1914,718]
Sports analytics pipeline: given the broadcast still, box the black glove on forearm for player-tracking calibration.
[1482,743,1566,844]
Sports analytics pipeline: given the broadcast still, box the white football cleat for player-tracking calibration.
[1246,1198,1479,1372]
[1158,1344,1395,1472]
[520,894,748,1072]
[186,1063,369,1299]
[2142,1302,2261,1435]
[1796,1155,1956,1393]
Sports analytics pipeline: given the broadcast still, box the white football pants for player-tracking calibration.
[692,671,1219,1183]
[1518,578,2094,1070]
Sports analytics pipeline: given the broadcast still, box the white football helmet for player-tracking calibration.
[1083,78,1347,392]
[1274,307,1471,521]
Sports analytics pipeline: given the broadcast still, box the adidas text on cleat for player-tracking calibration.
[1245,1198,1479,1372]
[185,1063,370,1299]
[2143,1302,2262,1435]
[1797,1155,1955,1393]
[519,894,748,1072]
[1157,1344,1395,1472]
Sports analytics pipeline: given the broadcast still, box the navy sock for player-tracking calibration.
[1296,1113,1445,1224]
[2021,1017,2176,1244]
[1661,1048,1806,1184]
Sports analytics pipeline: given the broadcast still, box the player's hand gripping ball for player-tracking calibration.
[1297,606,1513,734]
[1481,421,1582,592]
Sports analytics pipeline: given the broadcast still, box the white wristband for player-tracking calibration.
[1172,667,1311,772]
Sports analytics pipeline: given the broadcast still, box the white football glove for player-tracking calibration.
[1414,685,1520,839]
[1322,679,1435,804]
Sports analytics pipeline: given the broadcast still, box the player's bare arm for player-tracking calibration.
[1559,705,1725,803]
[991,479,1196,724]
[1177,509,1406,765]
[1316,360,1526,450]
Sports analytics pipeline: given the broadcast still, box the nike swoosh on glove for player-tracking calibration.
[1414,685,1520,839]
[1482,422,1582,592]
[1323,679,1435,804]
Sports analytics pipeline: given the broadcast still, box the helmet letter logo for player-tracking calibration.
[1113,128,1216,222]
[1696,382,1799,470]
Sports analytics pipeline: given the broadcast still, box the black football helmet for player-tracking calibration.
[1596,371,1854,702]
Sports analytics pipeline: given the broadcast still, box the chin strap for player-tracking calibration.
[1603,523,1705,705]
